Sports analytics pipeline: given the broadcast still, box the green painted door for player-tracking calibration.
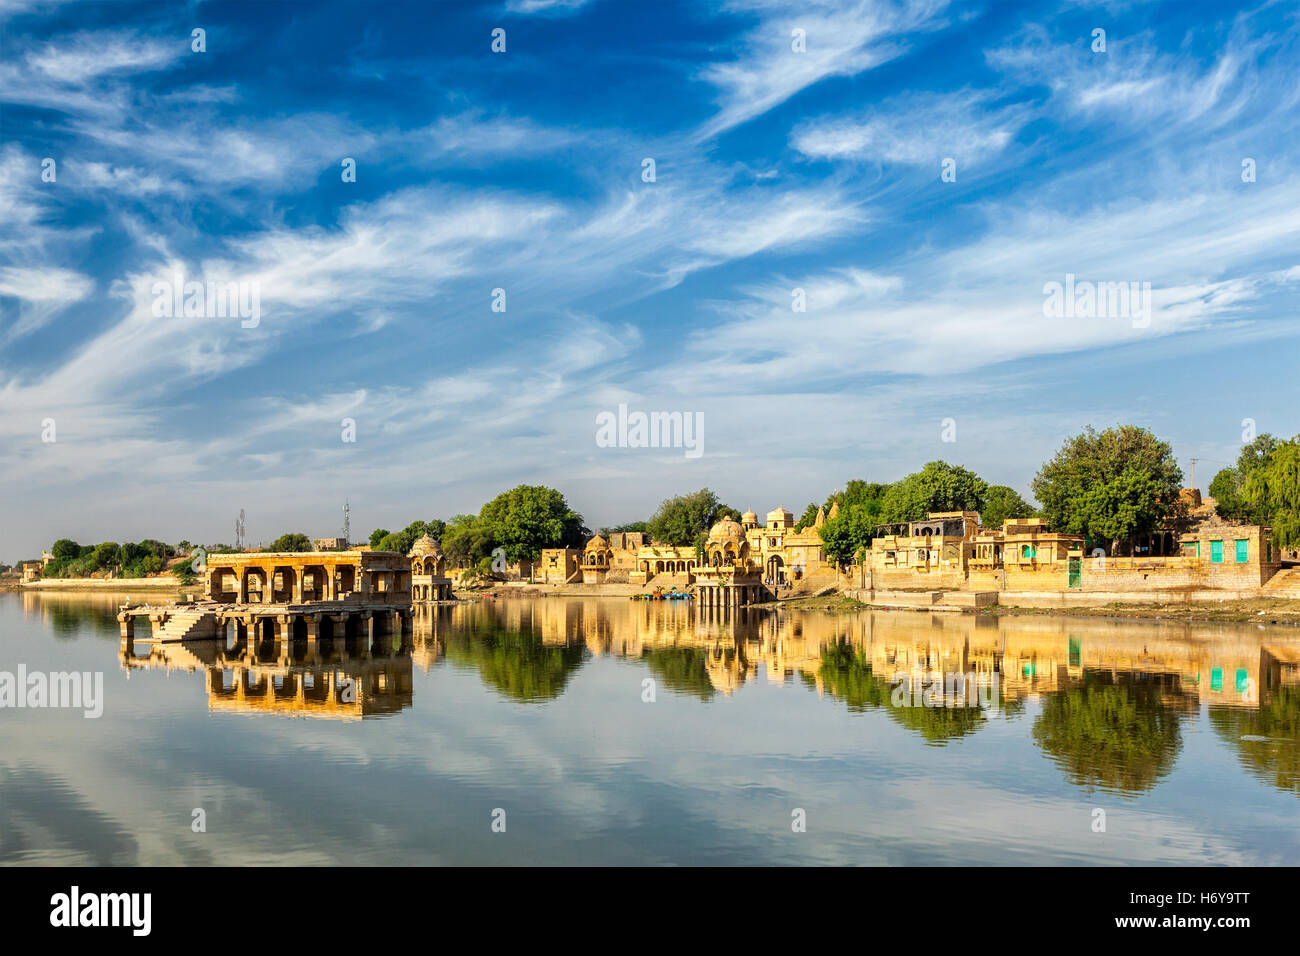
[1068,557,1081,588]
[1211,540,1223,563]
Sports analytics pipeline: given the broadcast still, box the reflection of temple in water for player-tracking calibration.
[121,619,414,719]
[463,597,1300,709]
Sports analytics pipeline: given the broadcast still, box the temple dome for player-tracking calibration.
[708,517,746,544]
[585,534,609,550]
[741,509,757,524]
[409,535,443,557]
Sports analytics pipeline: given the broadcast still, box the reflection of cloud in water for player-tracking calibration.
[0,763,140,865]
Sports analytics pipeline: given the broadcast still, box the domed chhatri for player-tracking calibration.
[741,509,758,527]
[409,534,443,557]
[584,534,609,550]
[708,517,746,543]
[409,536,451,601]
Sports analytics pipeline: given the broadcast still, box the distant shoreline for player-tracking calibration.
[16,577,186,592]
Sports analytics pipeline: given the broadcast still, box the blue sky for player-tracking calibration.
[1,0,1298,561]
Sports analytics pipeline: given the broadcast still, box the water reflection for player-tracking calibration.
[19,591,1300,800]
[121,617,414,719]
[1032,676,1189,795]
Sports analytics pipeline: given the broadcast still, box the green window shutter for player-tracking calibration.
[1211,668,1223,692]
[1235,539,1248,563]
[1210,540,1223,564]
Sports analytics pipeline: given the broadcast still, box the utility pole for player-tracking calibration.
[1189,458,1199,493]
[343,499,351,546]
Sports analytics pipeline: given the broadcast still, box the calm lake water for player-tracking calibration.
[2,590,1297,866]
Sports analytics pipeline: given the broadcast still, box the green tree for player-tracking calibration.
[443,514,495,568]
[1031,425,1183,552]
[1211,434,1281,525]
[793,502,820,531]
[599,521,650,535]
[374,519,447,555]
[477,485,586,564]
[830,480,891,515]
[368,528,390,549]
[980,485,1035,529]
[268,532,312,552]
[880,461,989,523]
[50,538,80,560]
[1208,467,1248,521]
[646,488,739,546]
[818,507,875,568]
[1242,437,1300,548]
[91,542,121,569]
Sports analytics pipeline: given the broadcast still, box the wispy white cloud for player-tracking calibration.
[696,0,951,139]
[791,88,1029,165]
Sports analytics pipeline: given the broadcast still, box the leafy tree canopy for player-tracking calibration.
[646,488,739,546]
[442,514,496,567]
[269,532,312,552]
[880,461,989,524]
[599,521,650,535]
[1242,436,1300,549]
[1031,425,1183,548]
[50,538,81,559]
[981,485,1036,529]
[374,519,448,554]
[477,485,586,564]
[1210,433,1280,526]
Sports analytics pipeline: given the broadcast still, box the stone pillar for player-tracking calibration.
[292,571,303,604]
[334,614,350,659]
[239,569,249,603]
[118,614,134,655]
[244,619,259,664]
[359,613,374,658]
[305,614,320,662]
[276,615,293,665]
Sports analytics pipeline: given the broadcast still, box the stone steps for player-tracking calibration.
[1261,567,1300,598]
[152,610,220,643]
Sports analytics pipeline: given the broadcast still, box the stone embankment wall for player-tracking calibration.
[22,577,184,591]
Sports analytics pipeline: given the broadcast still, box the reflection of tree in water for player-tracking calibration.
[442,620,586,702]
[817,644,992,746]
[1032,674,1186,796]
[817,644,890,711]
[44,601,121,639]
[642,647,714,701]
[1208,687,1300,796]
